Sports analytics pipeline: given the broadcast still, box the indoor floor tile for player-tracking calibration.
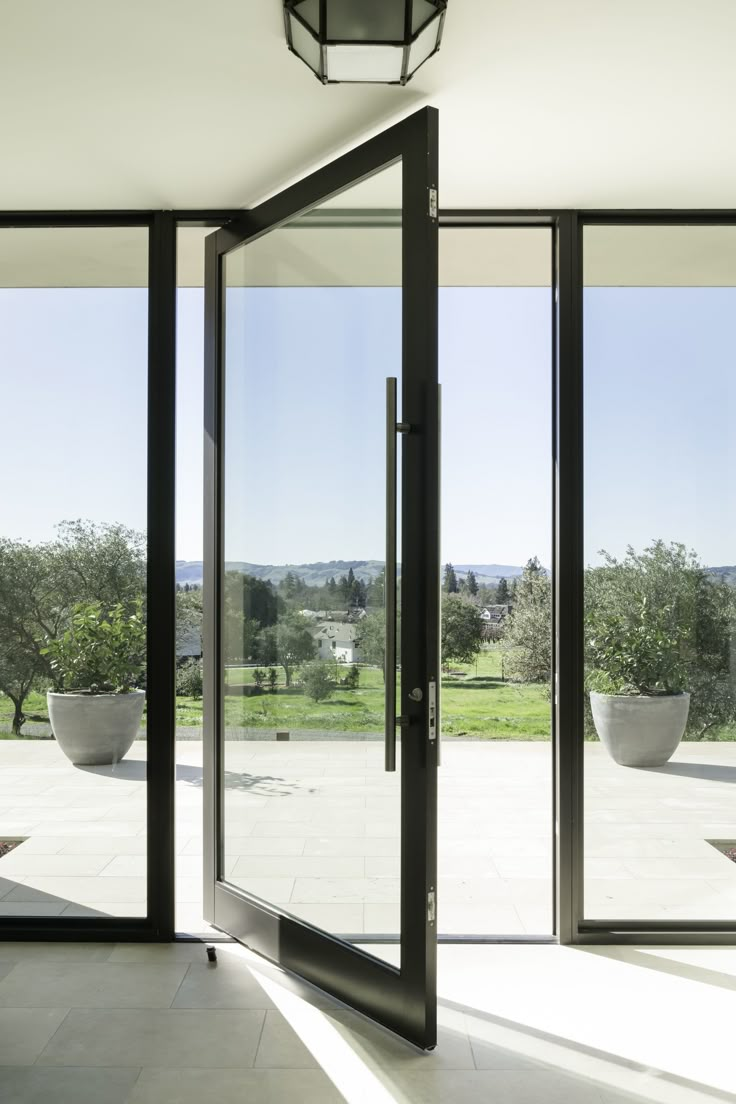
[390,1069,607,1104]
[254,1009,321,1068]
[0,942,113,963]
[127,1067,346,1104]
[36,1008,266,1068]
[0,1066,140,1104]
[107,942,227,963]
[0,962,188,1008]
[0,1008,69,1065]
[172,961,278,1009]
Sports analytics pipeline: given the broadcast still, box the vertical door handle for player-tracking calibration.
[385,378,408,771]
[434,382,442,766]
[385,377,398,771]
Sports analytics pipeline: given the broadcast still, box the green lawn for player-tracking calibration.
[7,649,736,740]
[0,651,552,740]
[217,648,551,739]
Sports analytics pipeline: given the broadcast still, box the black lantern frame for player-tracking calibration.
[283,0,447,85]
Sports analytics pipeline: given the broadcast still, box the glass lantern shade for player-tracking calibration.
[284,0,446,84]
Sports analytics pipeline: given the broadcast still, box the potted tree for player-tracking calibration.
[43,599,146,766]
[587,587,690,768]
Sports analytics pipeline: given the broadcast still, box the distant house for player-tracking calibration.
[314,621,361,663]
[479,605,509,642]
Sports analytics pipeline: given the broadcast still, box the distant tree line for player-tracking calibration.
[442,562,513,606]
[277,566,385,612]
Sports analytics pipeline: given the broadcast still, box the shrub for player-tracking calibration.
[586,597,688,695]
[301,660,335,702]
[176,658,203,699]
[342,664,360,689]
[42,599,146,693]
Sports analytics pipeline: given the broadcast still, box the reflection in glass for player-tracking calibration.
[220,165,402,940]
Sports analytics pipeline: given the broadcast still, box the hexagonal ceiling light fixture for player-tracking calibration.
[283,0,447,85]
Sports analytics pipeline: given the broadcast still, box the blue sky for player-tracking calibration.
[2,284,735,570]
[584,287,736,567]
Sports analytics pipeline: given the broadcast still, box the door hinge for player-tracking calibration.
[429,188,438,219]
[427,889,436,925]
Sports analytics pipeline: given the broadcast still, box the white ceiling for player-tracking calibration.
[2,1,736,212]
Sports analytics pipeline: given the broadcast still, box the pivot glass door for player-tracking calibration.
[203,108,440,1047]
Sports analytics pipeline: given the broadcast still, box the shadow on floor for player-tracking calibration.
[78,759,297,795]
[0,869,129,920]
[643,761,736,783]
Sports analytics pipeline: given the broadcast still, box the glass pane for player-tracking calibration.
[289,13,322,76]
[295,0,321,33]
[412,0,439,33]
[220,163,402,944]
[326,44,404,82]
[175,226,212,935]
[439,228,554,935]
[327,0,405,41]
[408,21,440,77]
[584,225,736,923]
[0,227,148,920]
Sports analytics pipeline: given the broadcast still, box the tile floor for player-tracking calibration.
[2,739,736,934]
[0,939,734,1102]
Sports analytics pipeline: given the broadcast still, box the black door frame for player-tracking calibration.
[0,212,178,942]
[202,107,440,1048]
[1,205,735,948]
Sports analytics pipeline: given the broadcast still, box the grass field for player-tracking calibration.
[216,648,551,739]
[0,648,552,740]
[7,647,736,741]
[6,649,736,739]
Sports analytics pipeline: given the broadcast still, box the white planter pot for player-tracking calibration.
[47,690,145,766]
[590,691,690,768]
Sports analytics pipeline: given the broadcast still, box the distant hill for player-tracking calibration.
[707,566,736,585]
[454,563,528,586]
[176,559,388,589]
[175,559,532,589]
[176,560,736,589]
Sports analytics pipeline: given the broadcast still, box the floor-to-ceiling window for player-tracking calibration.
[174,226,211,934]
[582,223,736,925]
[438,227,554,935]
[0,226,149,921]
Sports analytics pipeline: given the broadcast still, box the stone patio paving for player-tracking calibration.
[0,738,735,934]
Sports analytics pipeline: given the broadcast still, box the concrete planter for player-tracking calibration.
[47,690,145,766]
[590,691,690,768]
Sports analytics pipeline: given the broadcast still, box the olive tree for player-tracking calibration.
[0,539,65,733]
[504,557,551,684]
[585,541,736,739]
